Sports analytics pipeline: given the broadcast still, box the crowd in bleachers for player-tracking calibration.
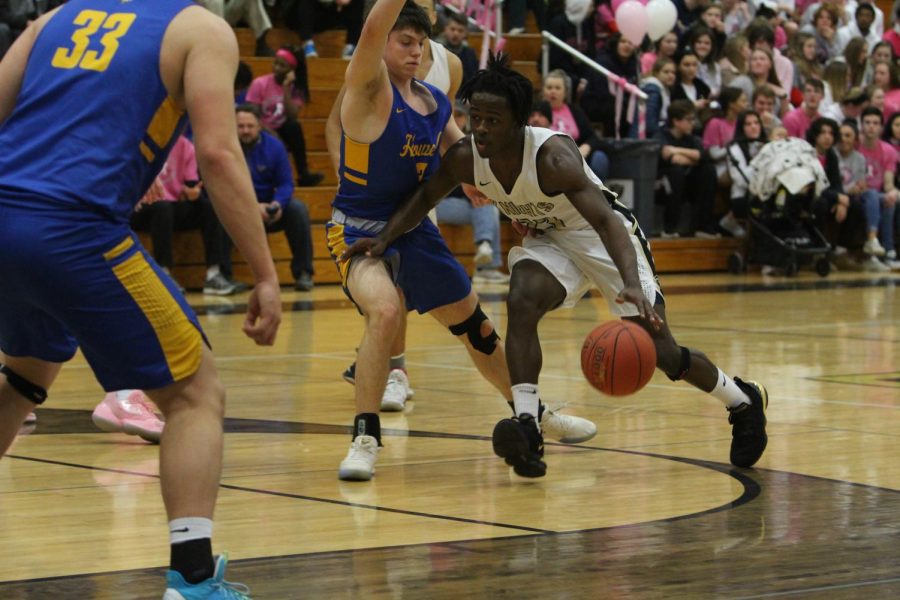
[539,0,900,271]
[3,0,899,274]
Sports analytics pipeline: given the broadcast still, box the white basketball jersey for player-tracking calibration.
[423,41,451,94]
[471,127,625,233]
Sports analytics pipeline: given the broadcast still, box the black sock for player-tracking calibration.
[353,412,381,445]
[170,538,214,584]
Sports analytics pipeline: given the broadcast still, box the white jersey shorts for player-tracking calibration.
[508,228,662,316]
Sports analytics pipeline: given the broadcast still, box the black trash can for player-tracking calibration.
[597,139,660,235]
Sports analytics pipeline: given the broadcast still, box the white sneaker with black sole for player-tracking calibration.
[339,435,379,481]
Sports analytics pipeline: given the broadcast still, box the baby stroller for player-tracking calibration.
[728,138,832,277]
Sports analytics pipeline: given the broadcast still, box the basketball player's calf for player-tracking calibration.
[492,266,598,477]
[629,305,769,468]
[0,361,51,454]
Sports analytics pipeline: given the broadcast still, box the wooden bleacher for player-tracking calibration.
[152,26,745,290]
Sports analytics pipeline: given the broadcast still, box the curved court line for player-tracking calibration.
[6,430,758,536]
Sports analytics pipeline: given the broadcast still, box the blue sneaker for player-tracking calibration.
[163,554,251,599]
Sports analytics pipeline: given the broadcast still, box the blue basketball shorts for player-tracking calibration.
[325,216,472,314]
[0,205,207,392]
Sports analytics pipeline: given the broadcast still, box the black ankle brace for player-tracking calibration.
[353,413,382,446]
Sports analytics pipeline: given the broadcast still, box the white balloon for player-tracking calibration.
[646,0,678,42]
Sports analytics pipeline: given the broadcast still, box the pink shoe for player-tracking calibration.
[24,412,37,424]
[92,390,165,443]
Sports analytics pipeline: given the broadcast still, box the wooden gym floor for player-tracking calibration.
[2,271,899,598]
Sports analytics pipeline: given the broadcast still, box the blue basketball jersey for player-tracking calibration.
[332,80,452,221]
[0,0,194,223]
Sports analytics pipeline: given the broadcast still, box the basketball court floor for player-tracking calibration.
[2,270,899,598]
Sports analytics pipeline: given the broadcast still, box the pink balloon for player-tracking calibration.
[615,0,649,46]
[612,0,647,10]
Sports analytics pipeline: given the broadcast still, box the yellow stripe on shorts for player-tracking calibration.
[109,243,202,382]
[326,223,352,286]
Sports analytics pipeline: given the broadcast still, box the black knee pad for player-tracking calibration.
[0,364,48,405]
[449,303,500,355]
[666,346,691,381]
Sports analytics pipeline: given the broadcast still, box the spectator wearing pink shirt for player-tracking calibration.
[245,46,324,187]
[884,6,900,58]
[783,79,824,140]
[130,136,230,294]
[857,107,898,266]
[871,62,900,120]
[541,70,609,179]
[702,87,746,184]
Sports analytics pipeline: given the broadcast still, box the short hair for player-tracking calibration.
[856,2,875,18]
[667,99,696,125]
[840,119,859,137]
[842,88,869,105]
[745,20,775,48]
[235,103,261,119]
[457,52,534,127]
[446,11,468,27]
[806,117,839,146]
[364,0,432,37]
[530,99,552,123]
[752,85,776,103]
[804,78,825,93]
[861,106,884,123]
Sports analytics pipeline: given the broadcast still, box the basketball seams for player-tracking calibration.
[581,320,655,396]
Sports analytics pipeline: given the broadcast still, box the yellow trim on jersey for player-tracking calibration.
[103,236,135,260]
[145,96,183,152]
[343,135,369,178]
[326,224,352,285]
[139,141,154,162]
[109,244,202,382]
[344,172,367,186]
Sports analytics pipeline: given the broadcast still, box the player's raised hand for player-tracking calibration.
[242,279,282,346]
[340,237,387,261]
[616,285,663,330]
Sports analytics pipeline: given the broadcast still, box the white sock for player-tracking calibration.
[512,383,540,430]
[206,265,220,280]
[169,517,213,545]
[709,369,750,409]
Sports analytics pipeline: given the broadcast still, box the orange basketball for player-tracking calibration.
[580,320,656,396]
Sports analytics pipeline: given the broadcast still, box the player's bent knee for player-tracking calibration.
[0,364,48,405]
[449,303,500,355]
[662,346,691,381]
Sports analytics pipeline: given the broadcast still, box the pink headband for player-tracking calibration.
[275,49,298,69]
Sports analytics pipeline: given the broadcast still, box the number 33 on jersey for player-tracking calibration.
[52,10,136,72]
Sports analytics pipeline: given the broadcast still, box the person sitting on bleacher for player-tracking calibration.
[284,0,364,60]
[222,105,316,291]
[654,99,718,239]
[198,0,274,56]
[129,135,234,296]
[245,45,324,187]
[436,10,479,87]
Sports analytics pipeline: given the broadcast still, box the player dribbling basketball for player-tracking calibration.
[343,53,770,477]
